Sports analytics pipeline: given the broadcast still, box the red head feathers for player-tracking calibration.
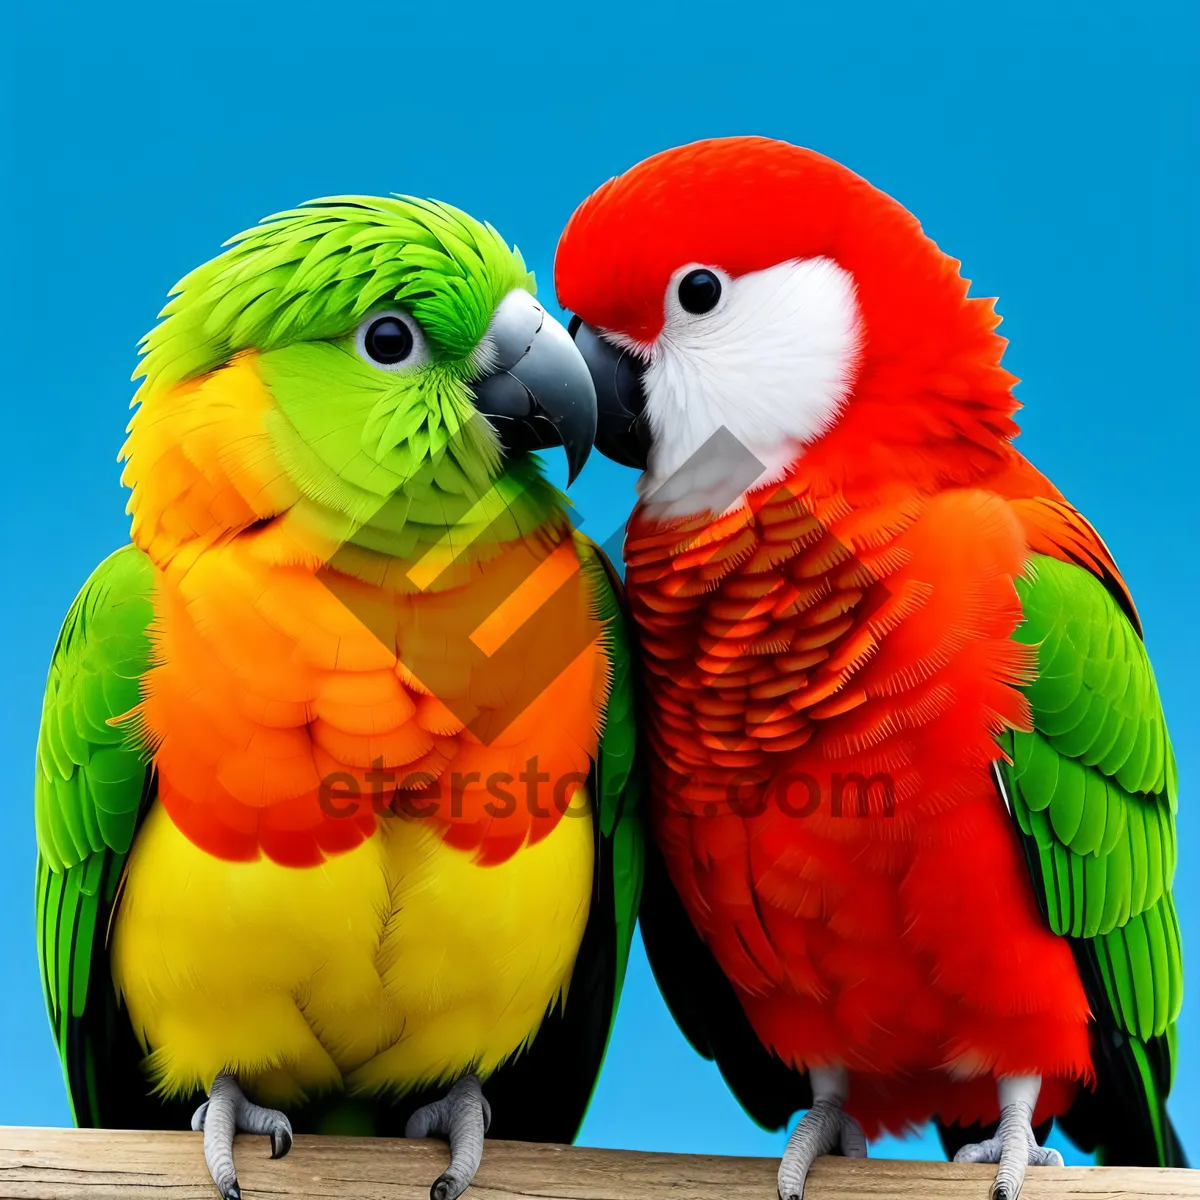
[555,137,1021,499]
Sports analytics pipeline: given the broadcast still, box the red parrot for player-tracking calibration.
[554,137,1184,1200]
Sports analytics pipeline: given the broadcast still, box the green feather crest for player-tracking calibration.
[122,195,562,567]
[133,195,535,400]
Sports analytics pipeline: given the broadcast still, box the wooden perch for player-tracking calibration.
[0,1127,1196,1200]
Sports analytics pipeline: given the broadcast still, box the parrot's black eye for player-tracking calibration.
[677,269,723,314]
[364,316,414,364]
[354,309,429,372]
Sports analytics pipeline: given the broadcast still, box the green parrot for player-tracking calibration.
[34,194,643,1200]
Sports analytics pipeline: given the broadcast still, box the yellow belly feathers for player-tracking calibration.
[111,795,594,1108]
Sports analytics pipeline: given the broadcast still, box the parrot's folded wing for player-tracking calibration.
[998,550,1184,1166]
[576,533,644,989]
[35,544,163,1128]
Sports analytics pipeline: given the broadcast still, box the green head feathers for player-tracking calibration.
[126,196,594,566]
[135,196,534,397]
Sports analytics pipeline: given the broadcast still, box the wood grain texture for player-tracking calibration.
[0,1128,1196,1200]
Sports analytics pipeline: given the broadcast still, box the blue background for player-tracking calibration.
[2,0,1196,1169]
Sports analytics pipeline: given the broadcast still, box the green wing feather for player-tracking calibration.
[999,552,1184,1165]
[35,544,159,1127]
[577,533,644,998]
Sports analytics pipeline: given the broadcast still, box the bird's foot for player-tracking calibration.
[953,1076,1063,1200]
[191,1072,293,1200]
[778,1067,866,1200]
[406,1074,492,1200]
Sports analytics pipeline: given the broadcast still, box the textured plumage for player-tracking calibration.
[35,196,643,1176]
[555,136,1183,1174]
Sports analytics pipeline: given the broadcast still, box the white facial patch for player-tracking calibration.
[635,257,862,518]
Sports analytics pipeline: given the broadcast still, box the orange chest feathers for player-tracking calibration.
[135,530,610,868]
[624,479,1038,830]
[623,479,1095,1101]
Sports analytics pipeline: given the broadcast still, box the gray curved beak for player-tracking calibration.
[471,290,598,485]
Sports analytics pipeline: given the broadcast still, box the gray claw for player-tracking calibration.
[271,1126,293,1159]
[191,1072,293,1200]
[406,1074,492,1200]
[432,1174,461,1200]
[953,1078,1063,1200]
[778,1097,867,1200]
